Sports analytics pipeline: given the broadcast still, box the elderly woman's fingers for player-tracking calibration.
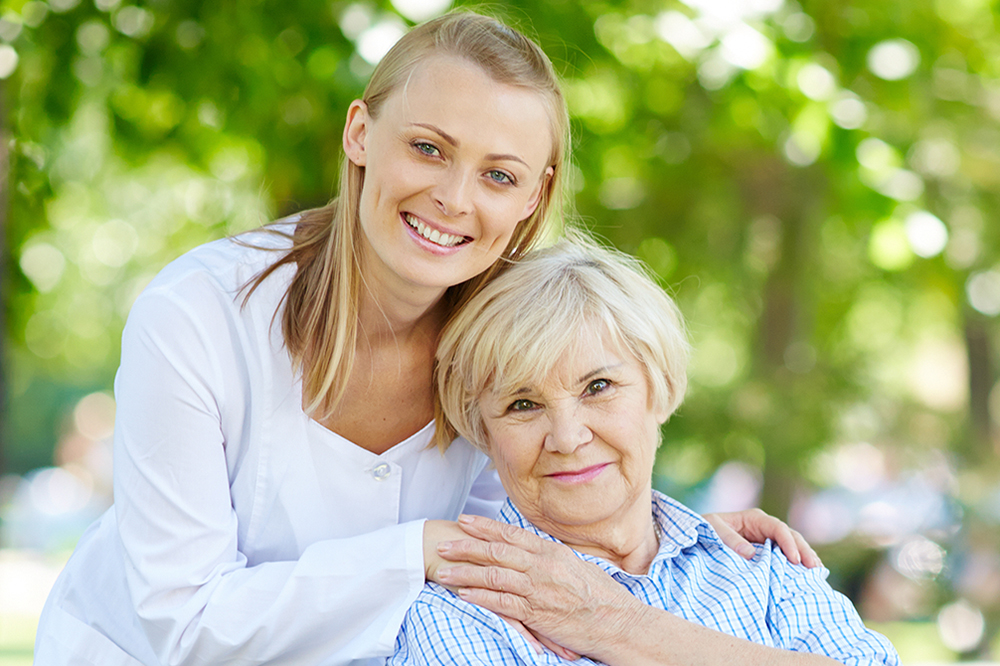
[456,514,547,552]
[436,515,552,570]
[455,565,645,659]
[497,614,545,655]
[436,564,532,595]
[496,614,580,659]
[535,632,581,660]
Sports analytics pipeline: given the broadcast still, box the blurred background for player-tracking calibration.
[1,0,998,663]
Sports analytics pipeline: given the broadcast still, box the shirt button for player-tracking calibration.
[372,463,391,481]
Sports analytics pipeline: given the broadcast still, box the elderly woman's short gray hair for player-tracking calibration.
[433,232,690,453]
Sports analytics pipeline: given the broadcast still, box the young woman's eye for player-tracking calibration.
[413,142,440,157]
[584,379,611,395]
[487,169,514,185]
[507,398,536,412]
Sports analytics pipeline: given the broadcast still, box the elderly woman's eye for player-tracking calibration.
[508,398,536,412]
[585,379,611,395]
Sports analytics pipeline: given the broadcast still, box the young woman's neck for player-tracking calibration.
[357,288,446,344]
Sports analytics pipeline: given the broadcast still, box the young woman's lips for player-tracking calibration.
[547,463,611,484]
[401,212,469,254]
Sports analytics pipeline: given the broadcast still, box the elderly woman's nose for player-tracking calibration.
[543,406,592,453]
[433,167,475,217]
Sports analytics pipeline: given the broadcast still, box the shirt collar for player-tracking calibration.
[497,490,724,577]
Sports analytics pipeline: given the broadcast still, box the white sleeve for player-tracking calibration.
[113,286,425,666]
[460,464,506,519]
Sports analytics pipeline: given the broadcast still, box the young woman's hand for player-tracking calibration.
[423,520,473,584]
[703,509,821,567]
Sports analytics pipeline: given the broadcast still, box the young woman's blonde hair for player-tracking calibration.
[248,11,570,421]
[433,232,690,452]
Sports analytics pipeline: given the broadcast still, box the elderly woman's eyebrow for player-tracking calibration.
[578,364,623,383]
[500,364,625,396]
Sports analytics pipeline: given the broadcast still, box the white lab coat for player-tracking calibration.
[33,228,504,666]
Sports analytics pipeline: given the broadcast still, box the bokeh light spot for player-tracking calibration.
[74,393,116,441]
[19,242,66,293]
[867,39,920,81]
[113,6,153,38]
[905,211,948,258]
[0,44,18,78]
[830,94,867,129]
[869,219,914,271]
[893,536,945,580]
[720,23,772,70]
[76,20,110,55]
[967,270,1000,316]
[937,600,984,653]
[655,11,712,59]
[797,63,837,101]
[391,0,452,23]
[29,468,93,516]
[339,4,373,40]
[357,17,406,65]
[782,12,814,42]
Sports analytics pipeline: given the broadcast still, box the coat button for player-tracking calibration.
[372,462,391,480]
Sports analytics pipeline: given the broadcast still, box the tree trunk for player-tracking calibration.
[0,79,8,477]
[965,314,994,463]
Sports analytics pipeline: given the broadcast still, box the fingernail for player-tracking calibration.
[738,544,755,559]
[437,542,452,554]
[458,514,474,525]
[437,568,452,582]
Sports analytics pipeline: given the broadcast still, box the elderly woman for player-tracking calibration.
[391,237,900,665]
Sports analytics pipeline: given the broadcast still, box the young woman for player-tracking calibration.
[34,12,816,666]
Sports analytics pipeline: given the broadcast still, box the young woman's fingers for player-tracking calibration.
[704,514,757,560]
[793,529,822,568]
[704,509,815,566]
[759,515,804,566]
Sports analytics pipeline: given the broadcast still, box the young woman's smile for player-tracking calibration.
[343,55,555,302]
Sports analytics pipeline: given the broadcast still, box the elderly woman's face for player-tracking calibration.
[479,327,668,544]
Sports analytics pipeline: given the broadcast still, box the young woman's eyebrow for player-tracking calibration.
[411,122,529,167]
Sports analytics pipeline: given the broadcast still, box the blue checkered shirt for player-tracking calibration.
[389,491,899,665]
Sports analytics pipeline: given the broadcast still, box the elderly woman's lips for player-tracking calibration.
[547,463,611,484]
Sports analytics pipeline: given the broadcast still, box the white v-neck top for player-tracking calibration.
[34,227,504,666]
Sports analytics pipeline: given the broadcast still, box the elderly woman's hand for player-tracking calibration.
[704,509,821,568]
[434,514,647,660]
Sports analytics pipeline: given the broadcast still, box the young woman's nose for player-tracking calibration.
[433,167,475,217]
[543,405,592,454]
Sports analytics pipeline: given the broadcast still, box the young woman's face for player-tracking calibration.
[343,55,554,299]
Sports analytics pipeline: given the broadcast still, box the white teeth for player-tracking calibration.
[404,213,465,247]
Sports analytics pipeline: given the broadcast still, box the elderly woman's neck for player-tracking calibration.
[556,514,661,576]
